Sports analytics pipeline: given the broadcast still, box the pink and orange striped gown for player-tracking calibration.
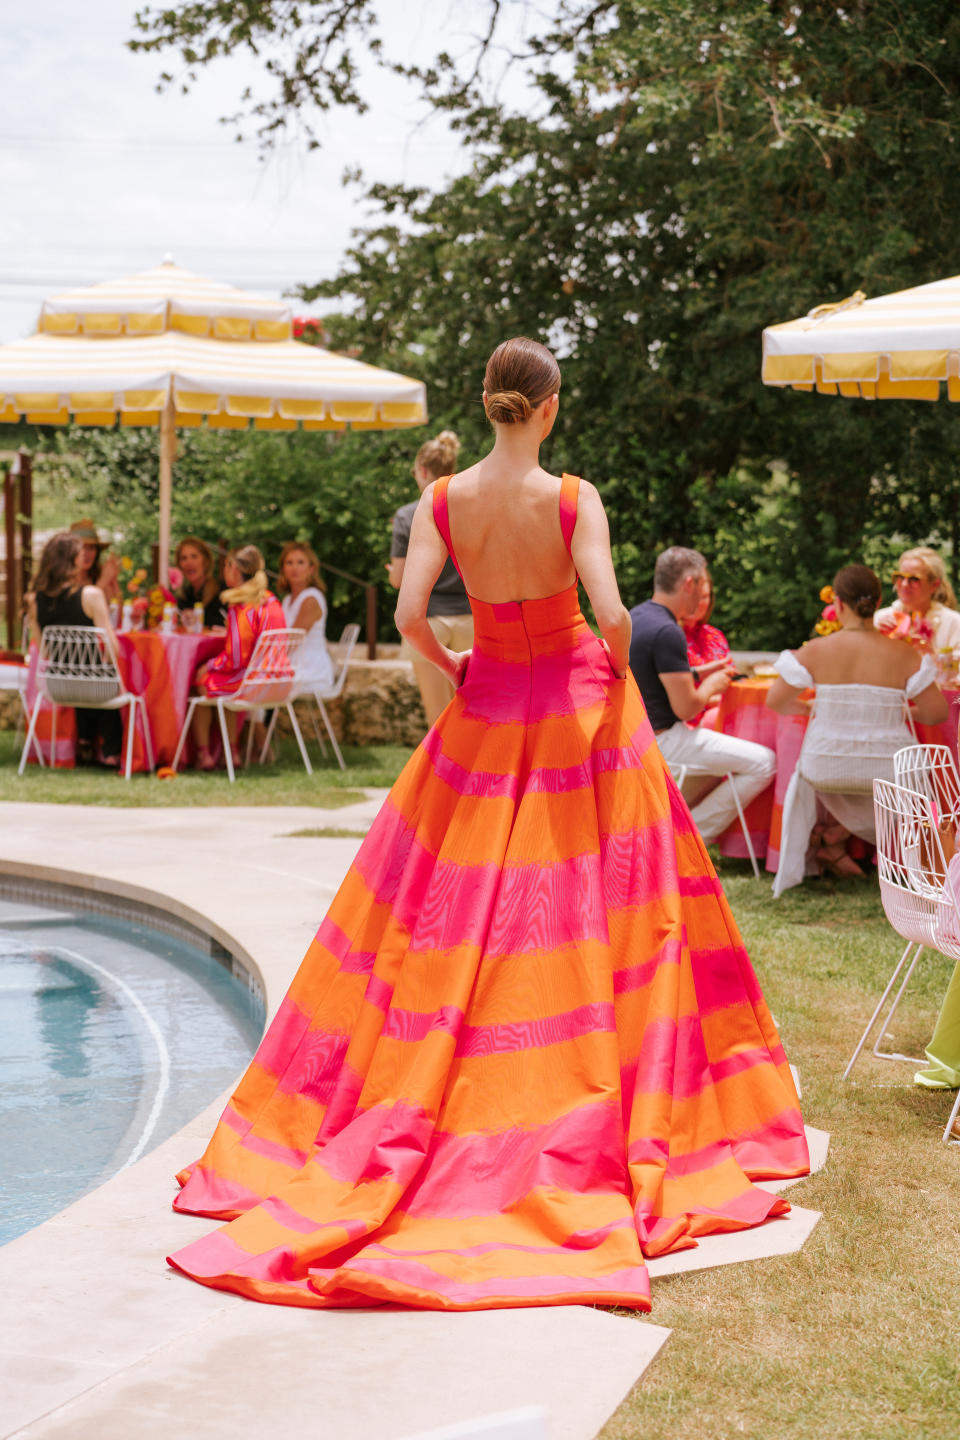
[169,475,808,1311]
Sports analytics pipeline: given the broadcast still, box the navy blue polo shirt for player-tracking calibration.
[628,600,690,730]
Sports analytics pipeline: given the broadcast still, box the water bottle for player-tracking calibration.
[193,602,205,634]
[161,602,175,635]
[121,602,133,632]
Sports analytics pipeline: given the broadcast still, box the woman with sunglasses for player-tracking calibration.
[874,547,960,654]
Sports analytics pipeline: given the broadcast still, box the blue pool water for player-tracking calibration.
[0,894,264,1245]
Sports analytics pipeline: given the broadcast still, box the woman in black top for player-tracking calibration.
[174,536,226,629]
[29,532,124,767]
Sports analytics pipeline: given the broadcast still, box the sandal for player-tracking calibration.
[196,746,217,771]
[816,843,865,880]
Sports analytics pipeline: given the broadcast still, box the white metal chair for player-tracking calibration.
[19,624,154,781]
[893,743,960,823]
[844,779,960,1103]
[171,627,312,783]
[668,761,761,878]
[262,621,360,771]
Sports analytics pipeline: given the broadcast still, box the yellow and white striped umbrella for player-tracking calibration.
[0,330,427,430]
[762,274,960,401]
[0,260,428,582]
[38,261,294,340]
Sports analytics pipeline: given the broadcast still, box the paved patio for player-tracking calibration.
[0,799,826,1439]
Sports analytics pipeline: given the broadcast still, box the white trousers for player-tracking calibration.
[656,721,777,844]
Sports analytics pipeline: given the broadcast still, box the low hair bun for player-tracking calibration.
[485,389,533,424]
[483,337,561,427]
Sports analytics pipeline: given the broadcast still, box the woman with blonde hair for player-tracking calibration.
[277,540,334,691]
[387,429,473,727]
[190,544,283,769]
[171,336,808,1312]
[874,545,960,653]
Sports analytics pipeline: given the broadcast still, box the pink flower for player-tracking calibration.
[168,566,183,590]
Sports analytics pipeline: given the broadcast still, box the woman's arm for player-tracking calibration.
[569,482,631,677]
[80,585,120,660]
[910,681,949,726]
[293,596,324,633]
[395,487,470,685]
[765,676,811,716]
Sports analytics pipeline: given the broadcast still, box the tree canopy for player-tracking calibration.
[118,1,960,647]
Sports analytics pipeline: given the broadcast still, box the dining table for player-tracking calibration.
[24,629,226,772]
[710,676,960,873]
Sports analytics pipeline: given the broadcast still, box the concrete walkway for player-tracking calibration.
[0,800,825,1440]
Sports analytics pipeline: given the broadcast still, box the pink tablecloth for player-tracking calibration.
[714,679,960,873]
[24,630,225,772]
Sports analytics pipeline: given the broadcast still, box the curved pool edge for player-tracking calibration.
[0,858,268,1015]
[0,801,372,1436]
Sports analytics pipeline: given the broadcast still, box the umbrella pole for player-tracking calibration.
[159,398,175,587]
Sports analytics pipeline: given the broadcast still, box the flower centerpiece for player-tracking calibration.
[814,585,841,637]
[120,558,182,629]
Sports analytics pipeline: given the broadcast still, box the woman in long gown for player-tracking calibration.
[168,337,809,1312]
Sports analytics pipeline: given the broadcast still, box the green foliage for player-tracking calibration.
[67,2,960,647]
[31,423,422,637]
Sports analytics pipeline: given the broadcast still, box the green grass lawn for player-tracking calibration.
[604,860,960,1440]
[0,729,413,807]
[3,720,958,1435]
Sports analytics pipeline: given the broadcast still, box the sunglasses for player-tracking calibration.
[891,572,927,585]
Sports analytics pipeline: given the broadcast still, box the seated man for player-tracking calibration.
[629,546,776,844]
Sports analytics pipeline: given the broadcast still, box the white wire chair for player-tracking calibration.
[171,627,312,783]
[891,746,960,1143]
[668,761,761,878]
[261,622,360,771]
[844,779,960,1131]
[892,744,960,823]
[18,624,154,780]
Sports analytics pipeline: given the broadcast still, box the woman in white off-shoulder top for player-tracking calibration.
[767,563,947,896]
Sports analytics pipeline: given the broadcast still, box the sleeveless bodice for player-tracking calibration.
[434,472,585,660]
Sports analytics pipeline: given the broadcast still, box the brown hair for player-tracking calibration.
[415,430,460,481]
[174,535,214,575]
[898,546,958,611]
[35,532,82,597]
[483,337,561,425]
[277,540,326,594]
[834,563,882,619]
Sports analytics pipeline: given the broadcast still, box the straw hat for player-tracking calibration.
[69,518,107,549]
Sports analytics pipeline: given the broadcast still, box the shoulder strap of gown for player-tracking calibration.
[560,473,581,557]
[432,474,463,576]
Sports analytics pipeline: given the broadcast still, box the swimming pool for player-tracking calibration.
[0,888,265,1245]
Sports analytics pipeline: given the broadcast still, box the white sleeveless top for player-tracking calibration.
[774,649,937,792]
[282,586,334,690]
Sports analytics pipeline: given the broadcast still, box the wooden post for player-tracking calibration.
[365,583,378,660]
[151,543,160,583]
[158,398,176,587]
[18,450,32,599]
[3,466,16,649]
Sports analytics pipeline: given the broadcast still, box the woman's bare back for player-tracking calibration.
[800,629,921,689]
[444,462,577,603]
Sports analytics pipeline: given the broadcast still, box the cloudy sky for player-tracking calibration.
[0,1,524,340]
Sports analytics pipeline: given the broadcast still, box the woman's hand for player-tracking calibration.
[447,649,472,687]
[600,639,627,678]
[696,656,730,678]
